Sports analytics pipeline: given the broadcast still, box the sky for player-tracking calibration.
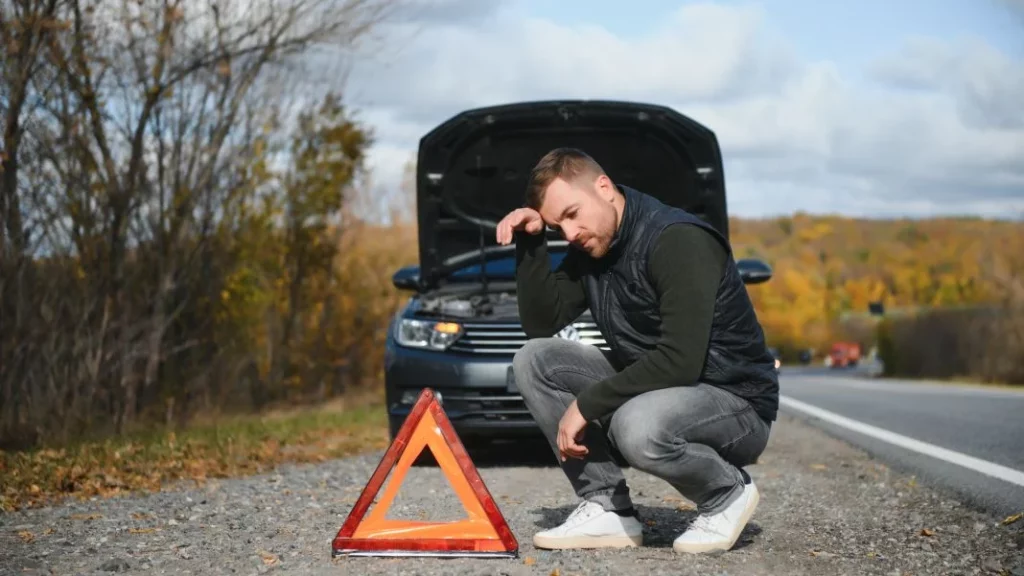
[340,0,1024,219]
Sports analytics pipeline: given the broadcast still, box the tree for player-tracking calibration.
[0,0,397,447]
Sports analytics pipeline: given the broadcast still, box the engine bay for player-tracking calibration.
[417,289,520,320]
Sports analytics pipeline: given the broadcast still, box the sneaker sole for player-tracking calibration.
[533,533,643,550]
[672,484,760,555]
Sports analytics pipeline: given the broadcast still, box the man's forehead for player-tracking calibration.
[540,179,583,218]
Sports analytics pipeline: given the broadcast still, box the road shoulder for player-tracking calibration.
[0,414,1021,576]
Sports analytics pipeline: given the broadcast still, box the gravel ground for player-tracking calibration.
[2,414,1022,576]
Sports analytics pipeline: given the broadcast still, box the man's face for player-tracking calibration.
[537,174,620,258]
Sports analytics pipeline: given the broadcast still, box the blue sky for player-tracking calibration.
[345,0,1024,219]
[525,0,1024,67]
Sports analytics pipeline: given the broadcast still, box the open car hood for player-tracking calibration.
[415,100,730,289]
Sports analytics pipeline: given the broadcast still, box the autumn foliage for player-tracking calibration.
[0,0,399,450]
[730,214,1024,383]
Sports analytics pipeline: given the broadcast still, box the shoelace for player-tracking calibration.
[563,501,601,528]
[688,513,726,536]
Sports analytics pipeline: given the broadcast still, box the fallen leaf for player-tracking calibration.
[645,519,657,526]
[550,570,561,576]
[524,556,536,565]
[810,464,828,471]
[1001,512,1022,526]
[258,550,279,566]
[17,530,34,543]
[129,527,160,534]
[920,528,934,537]
[70,513,102,521]
[42,527,55,536]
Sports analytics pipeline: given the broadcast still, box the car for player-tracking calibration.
[383,100,774,447]
[798,349,813,365]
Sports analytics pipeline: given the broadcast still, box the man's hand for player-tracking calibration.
[496,207,544,245]
[557,400,589,461]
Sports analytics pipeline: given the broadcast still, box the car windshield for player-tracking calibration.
[448,250,569,280]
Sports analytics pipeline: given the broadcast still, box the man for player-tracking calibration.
[495,147,779,555]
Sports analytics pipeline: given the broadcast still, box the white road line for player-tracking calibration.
[784,374,1024,398]
[779,395,1024,488]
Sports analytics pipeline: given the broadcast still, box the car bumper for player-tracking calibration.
[384,342,542,441]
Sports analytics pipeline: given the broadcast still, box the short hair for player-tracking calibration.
[525,147,606,210]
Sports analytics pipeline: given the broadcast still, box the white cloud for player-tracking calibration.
[345,1,1024,220]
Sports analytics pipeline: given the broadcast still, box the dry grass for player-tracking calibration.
[0,392,390,512]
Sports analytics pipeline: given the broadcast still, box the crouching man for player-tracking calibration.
[496,148,779,554]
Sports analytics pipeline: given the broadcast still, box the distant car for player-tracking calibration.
[383,100,775,447]
[767,347,781,372]
[829,341,862,368]
[798,349,813,365]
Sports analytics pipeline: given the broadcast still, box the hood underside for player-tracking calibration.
[415,100,729,289]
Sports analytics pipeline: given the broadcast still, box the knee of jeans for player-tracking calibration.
[511,338,555,395]
[613,420,680,471]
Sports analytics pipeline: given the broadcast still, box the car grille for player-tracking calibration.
[428,388,535,422]
[448,320,609,355]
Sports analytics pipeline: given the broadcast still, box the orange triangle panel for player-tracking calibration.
[332,388,519,558]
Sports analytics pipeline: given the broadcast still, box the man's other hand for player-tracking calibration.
[557,400,589,461]
[496,208,544,245]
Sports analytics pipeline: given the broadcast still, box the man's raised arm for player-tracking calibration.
[514,230,588,337]
[496,207,588,338]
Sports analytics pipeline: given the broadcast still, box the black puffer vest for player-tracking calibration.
[582,185,779,422]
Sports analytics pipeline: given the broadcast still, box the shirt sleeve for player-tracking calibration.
[575,223,728,421]
[514,231,589,338]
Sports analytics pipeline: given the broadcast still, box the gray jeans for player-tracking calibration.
[513,337,771,515]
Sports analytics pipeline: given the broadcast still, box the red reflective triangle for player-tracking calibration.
[332,388,519,558]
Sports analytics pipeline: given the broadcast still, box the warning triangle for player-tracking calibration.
[332,388,519,558]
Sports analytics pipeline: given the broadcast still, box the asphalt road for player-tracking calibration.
[779,366,1024,518]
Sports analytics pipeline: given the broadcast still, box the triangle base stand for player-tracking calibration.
[331,388,519,559]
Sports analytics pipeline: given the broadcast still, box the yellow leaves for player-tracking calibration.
[797,221,834,243]
[731,215,1024,355]
[17,530,35,543]
[810,464,828,471]
[920,528,935,537]
[1002,512,1022,526]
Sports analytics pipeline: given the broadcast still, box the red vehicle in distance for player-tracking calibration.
[828,341,862,368]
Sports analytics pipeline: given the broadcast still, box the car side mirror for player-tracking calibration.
[736,258,772,285]
[392,265,421,291]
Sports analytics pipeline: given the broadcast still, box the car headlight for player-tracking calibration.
[394,319,463,350]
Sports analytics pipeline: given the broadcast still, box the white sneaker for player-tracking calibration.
[672,481,760,554]
[532,500,644,549]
